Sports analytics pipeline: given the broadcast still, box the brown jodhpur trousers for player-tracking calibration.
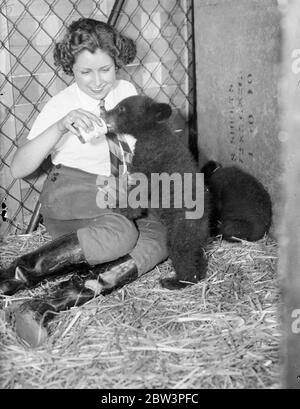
[40,165,168,276]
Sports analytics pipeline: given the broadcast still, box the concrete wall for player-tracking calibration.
[278,0,300,390]
[194,0,282,232]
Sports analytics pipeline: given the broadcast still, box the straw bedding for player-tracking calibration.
[0,226,280,389]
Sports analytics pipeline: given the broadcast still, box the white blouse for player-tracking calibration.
[27,80,137,175]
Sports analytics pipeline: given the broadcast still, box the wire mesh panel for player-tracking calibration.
[0,0,195,236]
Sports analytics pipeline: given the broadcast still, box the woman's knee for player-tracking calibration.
[77,213,139,265]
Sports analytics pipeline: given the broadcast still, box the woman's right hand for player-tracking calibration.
[57,108,105,137]
[11,108,103,179]
[11,109,106,179]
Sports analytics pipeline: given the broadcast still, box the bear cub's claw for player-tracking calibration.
[160,277,194,290]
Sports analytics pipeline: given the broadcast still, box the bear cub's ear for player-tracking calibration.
[149,102,172,123]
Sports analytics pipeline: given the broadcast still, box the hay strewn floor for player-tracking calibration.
[0,226,281,389]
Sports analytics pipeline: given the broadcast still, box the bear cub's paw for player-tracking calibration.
[160,277,194,290]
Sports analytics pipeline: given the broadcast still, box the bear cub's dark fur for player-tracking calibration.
[201,160,272,242]
[105,95,210,290]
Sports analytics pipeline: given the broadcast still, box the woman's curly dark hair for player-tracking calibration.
[53,18,136,76]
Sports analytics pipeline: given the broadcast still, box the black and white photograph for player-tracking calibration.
[0,0,299,390]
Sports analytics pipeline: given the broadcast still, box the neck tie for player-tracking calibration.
[99,99,133,176]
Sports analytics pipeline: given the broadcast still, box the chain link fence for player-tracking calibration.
[0,0,196,236]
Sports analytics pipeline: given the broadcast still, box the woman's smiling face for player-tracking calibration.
[73,48,116,100]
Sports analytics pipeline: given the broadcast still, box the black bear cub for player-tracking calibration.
[105,95,210,290]
[201,160,272,242]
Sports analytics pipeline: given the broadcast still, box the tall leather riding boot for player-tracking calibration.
[5,254,138,347]
[0,233,87,295]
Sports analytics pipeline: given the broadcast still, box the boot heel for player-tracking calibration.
[6,299,55,348]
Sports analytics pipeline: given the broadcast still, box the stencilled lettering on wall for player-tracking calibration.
[227,72,255,164]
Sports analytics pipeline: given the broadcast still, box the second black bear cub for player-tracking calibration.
[201,160,272,242]
[105,95,210,290]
